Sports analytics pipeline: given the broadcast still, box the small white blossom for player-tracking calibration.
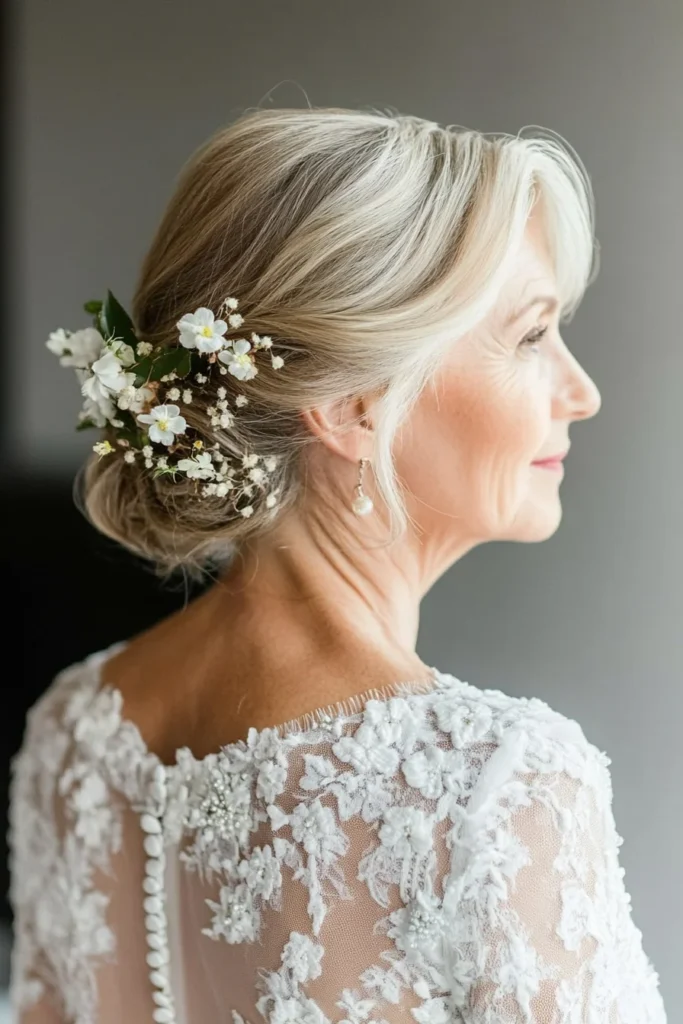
[235,394,248,408]
[265,493,278,508]
[248,466,267,485]
[264,456,277,472]
[182,389,193,403]
[47,327,104,368]
[241,505,254,518]
[281,933,324,984]
[223,297,239,310]
[167,387,181,401]
[217,387,227,400]
[228,313,244,329]
[137,404,187,446]
[242,453,259,468]
[123,450,136,464]
[217,340,258,381]
[219,366,228,375]
[145,458,153,469]
[252,332,272,350]
[136,341,153,357]
[271,355,284,370]
[93,440,114,457]
[142,445,153,458]
[177,307,229,353]
[216,482,231,497]
[156,456,168,469]
[176,451,216,480]
[194,372,208,384]
[117,383,153,413]
[219,412,234,428]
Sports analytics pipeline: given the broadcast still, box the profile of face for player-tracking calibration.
[393,203,602,555]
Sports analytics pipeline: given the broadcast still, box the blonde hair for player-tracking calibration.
[80,105,599,578]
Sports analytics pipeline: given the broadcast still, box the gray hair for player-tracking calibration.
[80,105,598,577]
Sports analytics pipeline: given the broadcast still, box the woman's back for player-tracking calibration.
[9,642,666,1023]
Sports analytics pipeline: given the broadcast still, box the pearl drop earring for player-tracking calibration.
[351,457,374,516]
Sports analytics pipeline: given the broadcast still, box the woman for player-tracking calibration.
[8,107,667,1023]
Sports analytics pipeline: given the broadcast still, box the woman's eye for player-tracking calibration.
[520,325,549,351]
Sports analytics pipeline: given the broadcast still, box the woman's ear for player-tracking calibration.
[299,393,378,463]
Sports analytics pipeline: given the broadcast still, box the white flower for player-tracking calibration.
[264,456,277,472]
[271,355,284,370]
[136,341,153,357]
[223,296,239,310]
[182,389,193,403]
[167,387,181,401]
[252,332,272,349]
[242,453,259,468]
[265,493,278,508]
[216,482,231,497]
[248,467,267,485]
[281,933,324,983]
[194,372,208,384]
[236,845,282,901]
[47,326,104,368]
[142,445,153,458]
[177,307,229,353]
[240,505,254,518]
[217,340,258,380]
[116,383,153,413]
[176,451,216,480]
[217,387,227,400]
[108,338,136,366]
[228,313,244,329]
[402,746,465,801]
[79,390,115,427]
[123,450,136,464]
[157,456,168,469]
[137,404,187,446]
[235,394,248,407]
[84,350,136,398]
[219,366,228,375]
[93,440,114,457]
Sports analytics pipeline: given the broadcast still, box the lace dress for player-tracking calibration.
[8,643,667,1024]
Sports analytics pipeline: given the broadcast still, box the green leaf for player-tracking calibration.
[100,290,139,351]
[134,346,192,386]
[83,300,103,315]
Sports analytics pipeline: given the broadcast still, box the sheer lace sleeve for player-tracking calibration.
[440,718,666,1022]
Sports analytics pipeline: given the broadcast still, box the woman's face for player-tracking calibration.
[394,206,602,559]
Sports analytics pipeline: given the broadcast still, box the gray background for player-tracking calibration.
[7,0,682,1016]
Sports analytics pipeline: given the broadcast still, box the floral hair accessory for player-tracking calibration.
[47,291,285,516]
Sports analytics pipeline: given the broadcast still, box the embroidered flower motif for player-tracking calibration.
[281,932,324,983]
[177,307,229,353]
[289,799,348,864]
[434,697,493,748]
[378,805,434,858]
[236,845,282,902]
[203,881,258,944]
[402,745,466,801]
[137,404,188,446]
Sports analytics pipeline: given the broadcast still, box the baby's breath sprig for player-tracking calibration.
[46,290,286,516]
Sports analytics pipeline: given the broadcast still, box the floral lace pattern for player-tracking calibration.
[8,645,667,1023]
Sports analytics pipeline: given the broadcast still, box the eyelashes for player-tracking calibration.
[519,325,549,351]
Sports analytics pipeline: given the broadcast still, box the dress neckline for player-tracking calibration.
[84,641,454,773]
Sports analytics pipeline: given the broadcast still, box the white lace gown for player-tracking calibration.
[8,643,667,1024]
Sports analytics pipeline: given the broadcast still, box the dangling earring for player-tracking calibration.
[351,457,374,516]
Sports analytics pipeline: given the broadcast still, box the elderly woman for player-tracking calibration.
[8,106,667,1023]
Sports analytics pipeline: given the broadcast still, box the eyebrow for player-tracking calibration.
[504,294,559,328]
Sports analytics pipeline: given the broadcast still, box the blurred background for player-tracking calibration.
[2,0,681,1019]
